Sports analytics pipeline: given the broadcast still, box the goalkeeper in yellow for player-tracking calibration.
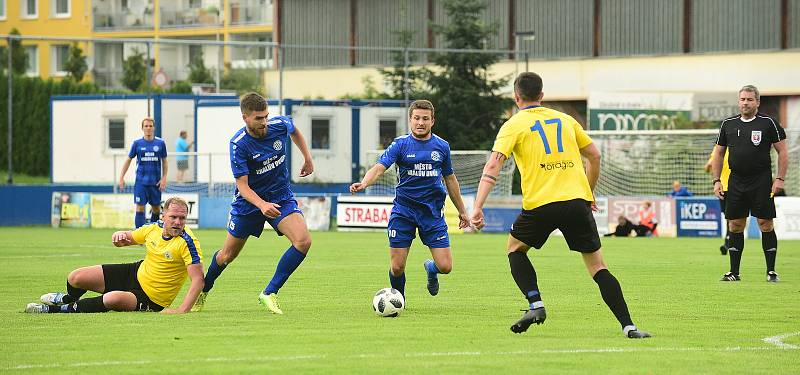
[25,197,204,314]
[470,72,650,338]
[705,150,731,255]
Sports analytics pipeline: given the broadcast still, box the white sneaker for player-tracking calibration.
[40,292,66,306]
[25,303,48,313]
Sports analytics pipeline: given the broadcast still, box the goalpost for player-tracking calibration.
[363,150,517,197]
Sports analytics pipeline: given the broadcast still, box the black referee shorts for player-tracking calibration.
[725,172,776,219]
[102,260,164,312]
[510,199,602,253]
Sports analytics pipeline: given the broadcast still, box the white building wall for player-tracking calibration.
[160,99,196,181]
[52,98,151,183]
[358,106,406,166]
[289,104,352,183]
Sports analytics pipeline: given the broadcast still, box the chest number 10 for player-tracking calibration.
[530,118,563,154]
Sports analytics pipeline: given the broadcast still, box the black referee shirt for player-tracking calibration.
[716,113,785,177]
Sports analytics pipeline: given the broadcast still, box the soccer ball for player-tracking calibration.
[372,288,405,317]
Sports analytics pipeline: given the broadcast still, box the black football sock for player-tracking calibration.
[508,252,542,308]
[761,230,777,272]
[593,269,634,328]
[150,211,160,224]
[65,281,85,304]
[74,296,109,313]
[729,232,744,275]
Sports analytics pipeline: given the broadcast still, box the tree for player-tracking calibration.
[0,29,29,76]
[426,0,512,150]
[187,52,213,84]
[63,43,88,81]
[221,68,263,95]
[121,49,147,92]
[377,29,430,100]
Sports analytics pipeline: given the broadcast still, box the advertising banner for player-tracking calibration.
[336,196,393,231]
[51,192,92,228]
[774,197,800,240]
[297,196,332,231]
[676,198,722,237]
[91,194,135,229]
[445,195,474,234]
[607,197,676,237]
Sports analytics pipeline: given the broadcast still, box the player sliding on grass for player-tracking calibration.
[25,197,204,314]
[470,72,650,338]
[193,92,314,314]
[350,100,469,301]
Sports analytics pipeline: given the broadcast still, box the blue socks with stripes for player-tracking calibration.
[264,246,306,295]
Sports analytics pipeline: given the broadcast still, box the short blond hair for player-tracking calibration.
[163,197,189,212]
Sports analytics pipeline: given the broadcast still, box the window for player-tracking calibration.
[188,45,202,63]
[24,45,38,76]
[22,0,37,18]
[311,119,330,150]
[51,45,69,75]
[0,0,7,20]
[108,119,126,149]
[52,0,70,17]
[379,119,397,149]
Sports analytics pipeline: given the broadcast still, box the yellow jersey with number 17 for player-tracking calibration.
[492,105,594,210]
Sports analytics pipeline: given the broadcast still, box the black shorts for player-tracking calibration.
[725,173,776,219]
[177,160,189,171]
[510,199,602,253]
[102,260,164,312]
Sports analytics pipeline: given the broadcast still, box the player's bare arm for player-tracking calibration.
[773,140,788,194]
[118,157,133,190]
[235,175,281,219]
[111,230,138,247]
[159,157,168,191]
[444,174,470,229]
[579,143,601,192]
[710,144,727,199]
[161,263,204,314]
[290,128,314,177]
[350,163,387,193]
[470,151,506,229]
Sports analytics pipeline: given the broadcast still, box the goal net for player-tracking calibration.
[589,129,800,197]
[363,150,516,197]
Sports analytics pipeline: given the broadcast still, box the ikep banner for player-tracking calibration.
[676,198,722,237]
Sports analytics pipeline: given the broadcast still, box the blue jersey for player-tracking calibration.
[229,116,296,216]
[378,134,454,217]
[128,137,167,185]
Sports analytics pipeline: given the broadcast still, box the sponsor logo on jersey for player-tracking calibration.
[273,140,283,151]
[751,131,762,146]
[406,154,416,158]
[431,151,441,161]
[539,160,575,171]
[252,153,261,159]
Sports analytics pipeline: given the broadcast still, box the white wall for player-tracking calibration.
[52,98,151,183]
[358,106,406,166]
[160,99,196,181]
[290,104,352,183]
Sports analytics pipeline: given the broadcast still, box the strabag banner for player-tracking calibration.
[336,195,393,231]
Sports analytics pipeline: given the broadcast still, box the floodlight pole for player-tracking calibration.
[7,36,13,184]
[514,31,536,73]
[278,45,284,115]
[146,41,152,117]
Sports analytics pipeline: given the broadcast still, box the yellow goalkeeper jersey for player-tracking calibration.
[708,149,731,190]
[131,223,203,308]
[492,105,594,210]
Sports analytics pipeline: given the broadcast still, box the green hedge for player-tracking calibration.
[0,75,102,176]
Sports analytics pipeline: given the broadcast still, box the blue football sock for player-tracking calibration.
[425,260,440,279]
[203,250,227,293]
[389,270,406,296]
[264,246,306,295]
[134,211,146,228]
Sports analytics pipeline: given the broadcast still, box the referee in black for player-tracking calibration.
[711,85,788,282]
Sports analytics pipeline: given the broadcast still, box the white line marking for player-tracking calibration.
[763,332,800,349]
[6,346,798,370]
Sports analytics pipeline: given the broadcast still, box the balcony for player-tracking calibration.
[92,0,155,31]
[229,2,272,26]
[160,6,222,28]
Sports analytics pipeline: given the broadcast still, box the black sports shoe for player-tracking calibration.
[719,245,727,255]
[767,271,779,283]
[627,329,652,339]
[510,307,546,333]
[720,272,740,281]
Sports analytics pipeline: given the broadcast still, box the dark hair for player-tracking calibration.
[514,72,543,102]
[141,117,154,128]
[408,99,435,118]
[240,92,268,115]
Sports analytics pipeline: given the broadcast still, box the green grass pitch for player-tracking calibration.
[1,227,798,373]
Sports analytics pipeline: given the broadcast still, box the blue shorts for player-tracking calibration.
[227,198,303,239]
[387,208,449,249]
[133,184,161,206]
